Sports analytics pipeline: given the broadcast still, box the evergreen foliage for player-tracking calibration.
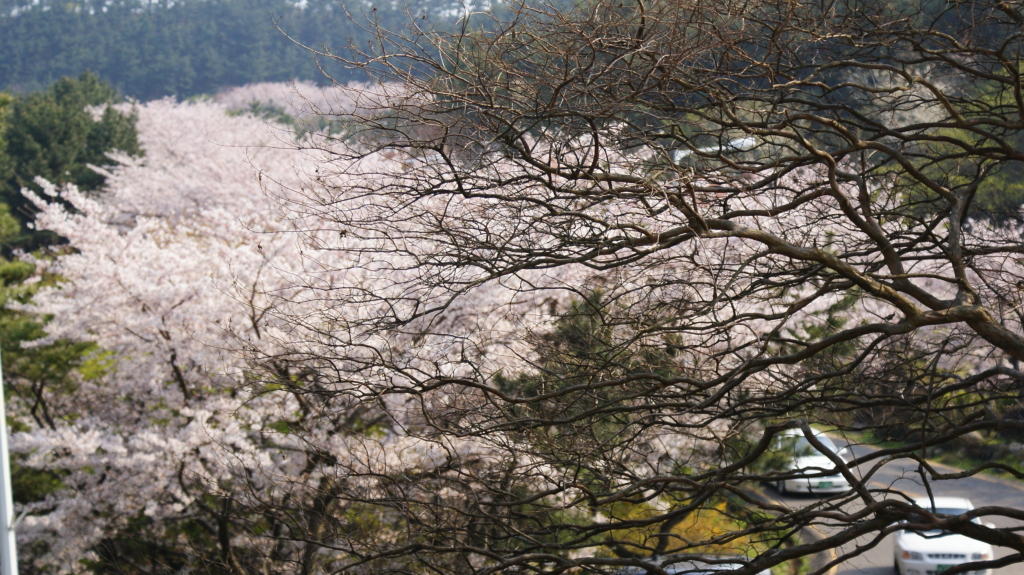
[0,0,462,101]
[0,72,140,240]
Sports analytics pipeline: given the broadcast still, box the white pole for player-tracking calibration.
[0,349,18,575]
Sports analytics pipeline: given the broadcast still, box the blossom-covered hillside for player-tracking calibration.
[10,88,611,574]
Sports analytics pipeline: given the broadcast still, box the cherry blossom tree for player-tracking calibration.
[16,90,605,575]
[234,0,1024,573]
[12,96,391,574]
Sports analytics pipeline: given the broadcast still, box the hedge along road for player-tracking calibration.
[770,441,1024,574]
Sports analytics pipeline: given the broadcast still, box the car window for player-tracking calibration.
[907,508,974,520]
[904,508,980,535]
[621,561,746,574]
[779,433,839,456]
[666,563,744,574]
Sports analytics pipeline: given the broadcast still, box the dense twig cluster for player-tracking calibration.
[253,0,1024,572]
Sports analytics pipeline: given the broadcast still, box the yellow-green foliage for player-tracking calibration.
[605,499,767,558]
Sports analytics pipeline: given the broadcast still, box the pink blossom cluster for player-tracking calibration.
[10,94,605,570]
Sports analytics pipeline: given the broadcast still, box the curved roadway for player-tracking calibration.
[771,442,1024,575]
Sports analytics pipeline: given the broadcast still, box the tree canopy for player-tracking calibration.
[245,0,1024,571]
[5,0,1024,573]
[0,0,464,100]
[1,73,139,245]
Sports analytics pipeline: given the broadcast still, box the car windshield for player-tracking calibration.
[780,433,839,457]
[905,508,979,536]
[618,561,749,574]
[661,563,745,574]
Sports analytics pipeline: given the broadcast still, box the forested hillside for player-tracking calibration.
[0,0,459,100]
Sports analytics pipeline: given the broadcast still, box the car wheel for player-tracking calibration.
[893,556,901,575]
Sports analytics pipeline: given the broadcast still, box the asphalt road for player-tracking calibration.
[771,441,1024,575]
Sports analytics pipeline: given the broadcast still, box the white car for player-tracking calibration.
[616,555,770,575]
[893,497,993,575]
[772,428,852,494]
